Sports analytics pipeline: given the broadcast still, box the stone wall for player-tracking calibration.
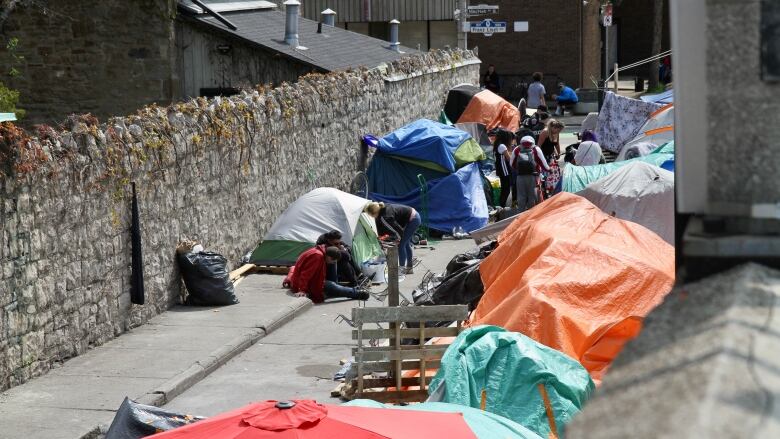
[0,0,177,126]
[0,49,480,391]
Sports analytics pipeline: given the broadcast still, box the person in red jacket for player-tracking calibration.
[285,245,369,303]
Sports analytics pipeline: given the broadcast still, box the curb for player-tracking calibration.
[135,297,313,408]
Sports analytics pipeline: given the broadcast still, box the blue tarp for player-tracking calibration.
[377,119,472,173]
[640,89,674,104]
[370,162,489,233]
[367,154,449,197]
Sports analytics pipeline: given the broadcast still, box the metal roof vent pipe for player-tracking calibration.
[389,19,401,52]
[284,0,301,47]
[322,8,336,26]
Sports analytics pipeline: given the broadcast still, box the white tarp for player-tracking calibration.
[577,161,675,245]
[263,187,370,246]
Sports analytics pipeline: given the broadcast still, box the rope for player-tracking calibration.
[606,50,672,82]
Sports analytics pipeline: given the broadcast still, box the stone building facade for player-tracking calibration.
[0,49,480,392]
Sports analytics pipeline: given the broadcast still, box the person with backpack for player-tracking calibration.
[512,136,550,211]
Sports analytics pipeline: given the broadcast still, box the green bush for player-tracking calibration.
[0,81,25,120]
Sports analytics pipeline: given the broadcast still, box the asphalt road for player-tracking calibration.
[163,239,475,417]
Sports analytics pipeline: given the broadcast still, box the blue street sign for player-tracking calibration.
[470,18,507,36]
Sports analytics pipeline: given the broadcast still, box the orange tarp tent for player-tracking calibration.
[457,90,520,132]
[472,193,675,383]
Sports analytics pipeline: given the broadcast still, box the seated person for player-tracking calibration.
[285,245,369,303]
[316,230,360,286]
[552,82,579,116]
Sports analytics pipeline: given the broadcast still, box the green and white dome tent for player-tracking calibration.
[250,187,383,267]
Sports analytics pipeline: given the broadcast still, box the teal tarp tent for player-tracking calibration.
[429,325,594,438]
[345,400,543,439]
[562,145,674,193]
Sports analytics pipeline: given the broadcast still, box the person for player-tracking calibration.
[482,64,500,94]
[551,82,579,116]
[365,202,422,274]
[573,141,603,166]
[315,230,360,286]
[492,129,515,207]
[285,245,369,303]
[537,119,565,163]
[526,72,547,110]
[512,136,549,212]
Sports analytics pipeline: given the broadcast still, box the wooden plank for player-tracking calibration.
[357,375,434,389]
[346,390,430,404]
[352,305,468,324]
[351,326,459,340]
[352,344,451,353]
[254,266,290,275]
[229,264,256,281]
[354,346,448,362]
[357,359,441,374]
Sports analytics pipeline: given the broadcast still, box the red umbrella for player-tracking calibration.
[149,400,477,439]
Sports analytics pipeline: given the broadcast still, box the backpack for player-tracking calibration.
[513,146,537,175]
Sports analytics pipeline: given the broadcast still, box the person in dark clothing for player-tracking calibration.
[315,230,360,286]
[482,64,500,94]
[537,119,565,163]
[492,129,515,207]
[365,202,422,274]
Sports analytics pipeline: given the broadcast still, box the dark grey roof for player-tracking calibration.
[179,8,416,72]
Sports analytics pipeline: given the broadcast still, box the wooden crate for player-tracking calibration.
[345,304,469,404]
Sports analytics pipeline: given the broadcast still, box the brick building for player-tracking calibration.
[611,0,671,80]
[304,0,602,101]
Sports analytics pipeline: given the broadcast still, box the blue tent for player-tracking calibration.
[367,119,488,233]
[640,89,674,104]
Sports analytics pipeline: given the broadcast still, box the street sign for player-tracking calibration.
[467,4,499,16]
[601,4,613,27]
[470,18,507,36]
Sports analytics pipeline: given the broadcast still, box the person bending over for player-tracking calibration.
[316,229,360,286]
[365,202,422,275]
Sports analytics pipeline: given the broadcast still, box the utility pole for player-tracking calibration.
[457,0,468,50]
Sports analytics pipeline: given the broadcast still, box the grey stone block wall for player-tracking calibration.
[0,49,480,391]
[707,0,780,205]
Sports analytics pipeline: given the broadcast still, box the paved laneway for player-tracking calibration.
[163,239,474,416]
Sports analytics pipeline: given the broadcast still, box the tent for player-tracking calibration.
[640,88,674,104]
[616,104,675,161]
[367,119,489,233]
[445,85,520,132]
[444,84,482,123]
[346,400,543,439]
[472,193,675,383]
[561,150,674,193]
[429,325,594,438]
[578,161,675,244]
[249,188,383,266]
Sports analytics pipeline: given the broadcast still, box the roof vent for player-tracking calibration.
[284,0,301,47]
[321,8,336,26]
[389,19,401,52]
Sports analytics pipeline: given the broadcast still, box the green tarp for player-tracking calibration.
[429,325,594,438]
[345,400,543,439]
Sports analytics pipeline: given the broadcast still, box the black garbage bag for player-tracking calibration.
[444,241,497,275]
[106,397,204,439]
[432,261,485,311]
[177,251,239,306]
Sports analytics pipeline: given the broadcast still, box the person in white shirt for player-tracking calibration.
[526,72,547,111]
[492,130,515,207]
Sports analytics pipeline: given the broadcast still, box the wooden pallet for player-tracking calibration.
[343,305,469,404]
[253,265,290,275]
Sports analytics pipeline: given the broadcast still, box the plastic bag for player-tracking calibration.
[105,397,204,439]
[177,251,239,306]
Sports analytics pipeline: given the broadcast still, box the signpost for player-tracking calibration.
[602,3,613,83]
[470,18,507,37]
[468,4,498,16]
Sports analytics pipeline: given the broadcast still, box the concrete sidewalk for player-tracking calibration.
[0,275,311,439]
